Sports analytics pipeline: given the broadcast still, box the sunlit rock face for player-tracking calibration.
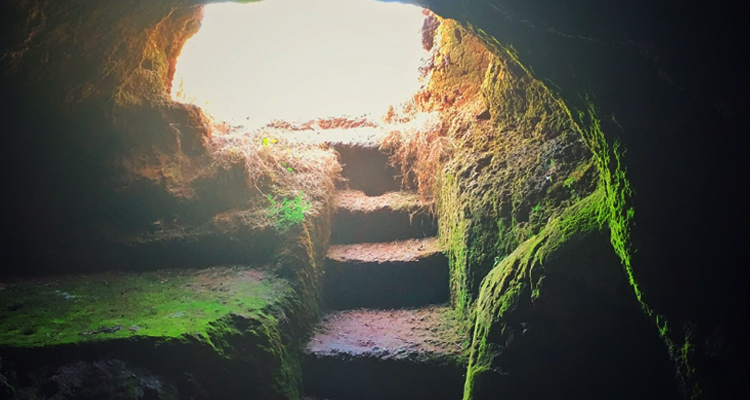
[1,0,221,274]
[2,0,209,158]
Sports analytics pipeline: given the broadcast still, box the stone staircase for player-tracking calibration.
[302,141,467,400]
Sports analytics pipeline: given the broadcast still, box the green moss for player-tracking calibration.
[0,267,290,348]
[463,187,607,398]
[433,24,691,398]
[266,192,312,231]
[455,54,699,395]
[569,104,701,396]
[0,266,312,398]
[434,27,597,317]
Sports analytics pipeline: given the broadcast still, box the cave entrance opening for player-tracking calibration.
[171,0,429,131]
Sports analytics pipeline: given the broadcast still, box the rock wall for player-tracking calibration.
[1,0,340,275]
[2,0,209,179]
[409,16,680,398]
[417,0,748,398]
[1,0,219,272]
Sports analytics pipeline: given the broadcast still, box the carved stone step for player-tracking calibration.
[323,237,448,310]
[303,306,468,400]
[331,190,436,244]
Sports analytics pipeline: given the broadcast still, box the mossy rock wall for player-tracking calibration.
[413,18,674,397]
[462,191,678,398]
[430,24,597,315]
[419,1,748,398]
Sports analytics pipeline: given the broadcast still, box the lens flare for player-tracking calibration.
[172,0,427,129]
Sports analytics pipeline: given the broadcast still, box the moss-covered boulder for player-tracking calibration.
[0,266,308,399]
[464,191,678,398]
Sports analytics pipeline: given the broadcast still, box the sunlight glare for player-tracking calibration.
[172,0,427,129]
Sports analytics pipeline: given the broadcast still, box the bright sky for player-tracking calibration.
[171,0,427,129]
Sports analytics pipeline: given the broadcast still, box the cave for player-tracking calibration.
[0,1,747,399]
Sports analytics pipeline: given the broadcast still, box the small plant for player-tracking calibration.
[545,159,557,182]
[265,192,311,231]
[564,176,575,188]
